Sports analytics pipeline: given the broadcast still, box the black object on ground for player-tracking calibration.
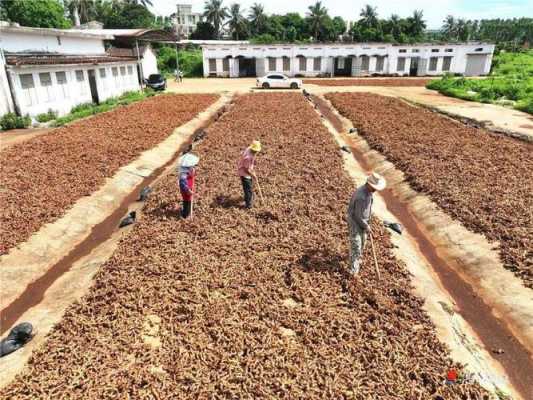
[384,220,403,235]
[0,322,34,357]
[119,211,136,228]
[138,186,152,201]
[341,145,351,153]
[349,128,357,134]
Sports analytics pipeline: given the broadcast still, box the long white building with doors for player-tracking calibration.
[201,42,495,78]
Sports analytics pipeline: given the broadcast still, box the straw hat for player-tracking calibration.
[180,153,199,168]
[366,172,386,191]
[249,140,262,152]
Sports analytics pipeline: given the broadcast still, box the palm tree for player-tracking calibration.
[408,10,426,37]
[389,14,402,39]
[203,0,229,38]
[442,15,457,40]
[126,0,154,7]
[307,1,328,41]
[248,3,267,36]
[359,4,378,29]
[227,3,248,40]
[66,0,96,25]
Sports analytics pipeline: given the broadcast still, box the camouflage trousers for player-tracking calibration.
[348,222,367,274]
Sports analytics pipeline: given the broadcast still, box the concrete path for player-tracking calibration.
[168,78,533,142]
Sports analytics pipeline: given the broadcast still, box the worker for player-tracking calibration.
[237,140,261,209]
[347,172,386,275]
[178,153,199,218]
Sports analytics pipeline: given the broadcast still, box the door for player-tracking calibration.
[409,57,419,76]
[465,54,487,76]
[87,69,99,104]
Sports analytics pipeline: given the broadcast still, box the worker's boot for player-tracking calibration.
[348,261,360,276]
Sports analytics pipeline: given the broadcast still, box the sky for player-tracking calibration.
[148,0,533,29]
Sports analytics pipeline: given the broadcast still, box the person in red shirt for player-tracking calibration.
[236,140,261,209]
[178,153,199,218]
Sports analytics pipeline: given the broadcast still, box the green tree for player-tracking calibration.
[65,0,95,25]
[442,15,457,39]
[125,0,153,7]
[281,12,307,41]
[203,0,229,39]
[191,21,216,39]
[406,10,426,38]
[359,4,378,30]
[1,0,71,28]
[227,3,248,40]
[103,1,155,29]
[248,2,267,36]
[306,1,328,41]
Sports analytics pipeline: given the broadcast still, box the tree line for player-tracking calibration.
[1,0,531,49]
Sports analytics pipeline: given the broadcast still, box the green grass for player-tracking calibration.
[427,50,533,115]
[54,89,157,127]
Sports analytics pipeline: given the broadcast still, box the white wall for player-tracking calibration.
[141,45,159,78]
[0,53,15,115]
[1,31,106,55]
[8,62,140,117]
[202,43,495,77]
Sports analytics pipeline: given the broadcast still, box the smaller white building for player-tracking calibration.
[202,42,495,78]
[174,4,203,38]
[0,23,141,118]
[107,44,159,79]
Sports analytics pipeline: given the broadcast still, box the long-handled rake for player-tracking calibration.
[369,230,381,280]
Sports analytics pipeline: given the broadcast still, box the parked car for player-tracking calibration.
[145,74,167,91]
[257,74,302,89]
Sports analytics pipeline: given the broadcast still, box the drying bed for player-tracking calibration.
[1,93,486,399]
[0,94,218,256]
[327,92,533,289]
[304,78,434,87]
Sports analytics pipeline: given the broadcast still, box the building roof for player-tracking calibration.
[106,46,147,58]
[5,52,137,66]
[70,28,176,42]
[201,41,494,49]
[0,22,114,40]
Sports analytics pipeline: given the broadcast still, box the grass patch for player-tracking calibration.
[427,50,533,115]
[54,89,157,127]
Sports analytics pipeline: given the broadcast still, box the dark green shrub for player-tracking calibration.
[1,113,31,130]
[36,109,58,123]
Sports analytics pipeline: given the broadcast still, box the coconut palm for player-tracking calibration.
[359,4,378,29]
[248,3,267,36]
[203,0,229,38]
[307,1,328,41]
[389,14,402,39]
[442,15,457,40]
[66,0,95,25]
[125,0,154,7]
[227,3,248,40]
[407,10,426,37]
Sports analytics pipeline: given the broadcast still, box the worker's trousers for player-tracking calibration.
[181,201,192,218]
[348,222,366,274]
[241,177,253,208]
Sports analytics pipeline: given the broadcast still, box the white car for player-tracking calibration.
[257,74,302,89]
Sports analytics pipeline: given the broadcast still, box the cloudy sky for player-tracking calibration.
[148,0,533,29]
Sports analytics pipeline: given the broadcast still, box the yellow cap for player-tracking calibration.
[249,140,262,152]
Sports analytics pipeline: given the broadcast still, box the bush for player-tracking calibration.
[1,113,31,130]
[157,46,203,78]
[36,109,58,123]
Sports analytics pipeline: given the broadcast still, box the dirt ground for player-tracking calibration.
[167,78,533,141]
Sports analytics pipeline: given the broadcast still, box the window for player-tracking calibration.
[298,56,306,71]
[445,48,453,52]
[399,49,407,53]
[127,65,133,75]
[361,55,369,70]
[76,70,84,82]
[475,47,483,52]
[222,57,229,72]
[375,56,384,72]
[99,68,108,90]
[282,57,290,71]
[56,71,68,98]
[56,36,61,45]
[208,58,216,72]
[431,49,439,52]
[442,56,452,71]
[39,72,54,102]
[268,75,283,80]
[20,74,35,89]
[412,49,420,53]
[112,67,118,76]
[120,66,126,76]
[397,57,406,71]
[112,67,119,88]
[313,57,321,71]
[429,57,438,71]
[99,68,106,78]
[337,57,345,69]
[268,57,276,71]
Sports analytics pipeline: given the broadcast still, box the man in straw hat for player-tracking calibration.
[237,140,262,209]
[347,171,386,275]
[178,153,199,219]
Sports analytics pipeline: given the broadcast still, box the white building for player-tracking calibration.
[175,4,203,38]
[107,44,159,80]
[201,42,495,78]
[0,23,141,118]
